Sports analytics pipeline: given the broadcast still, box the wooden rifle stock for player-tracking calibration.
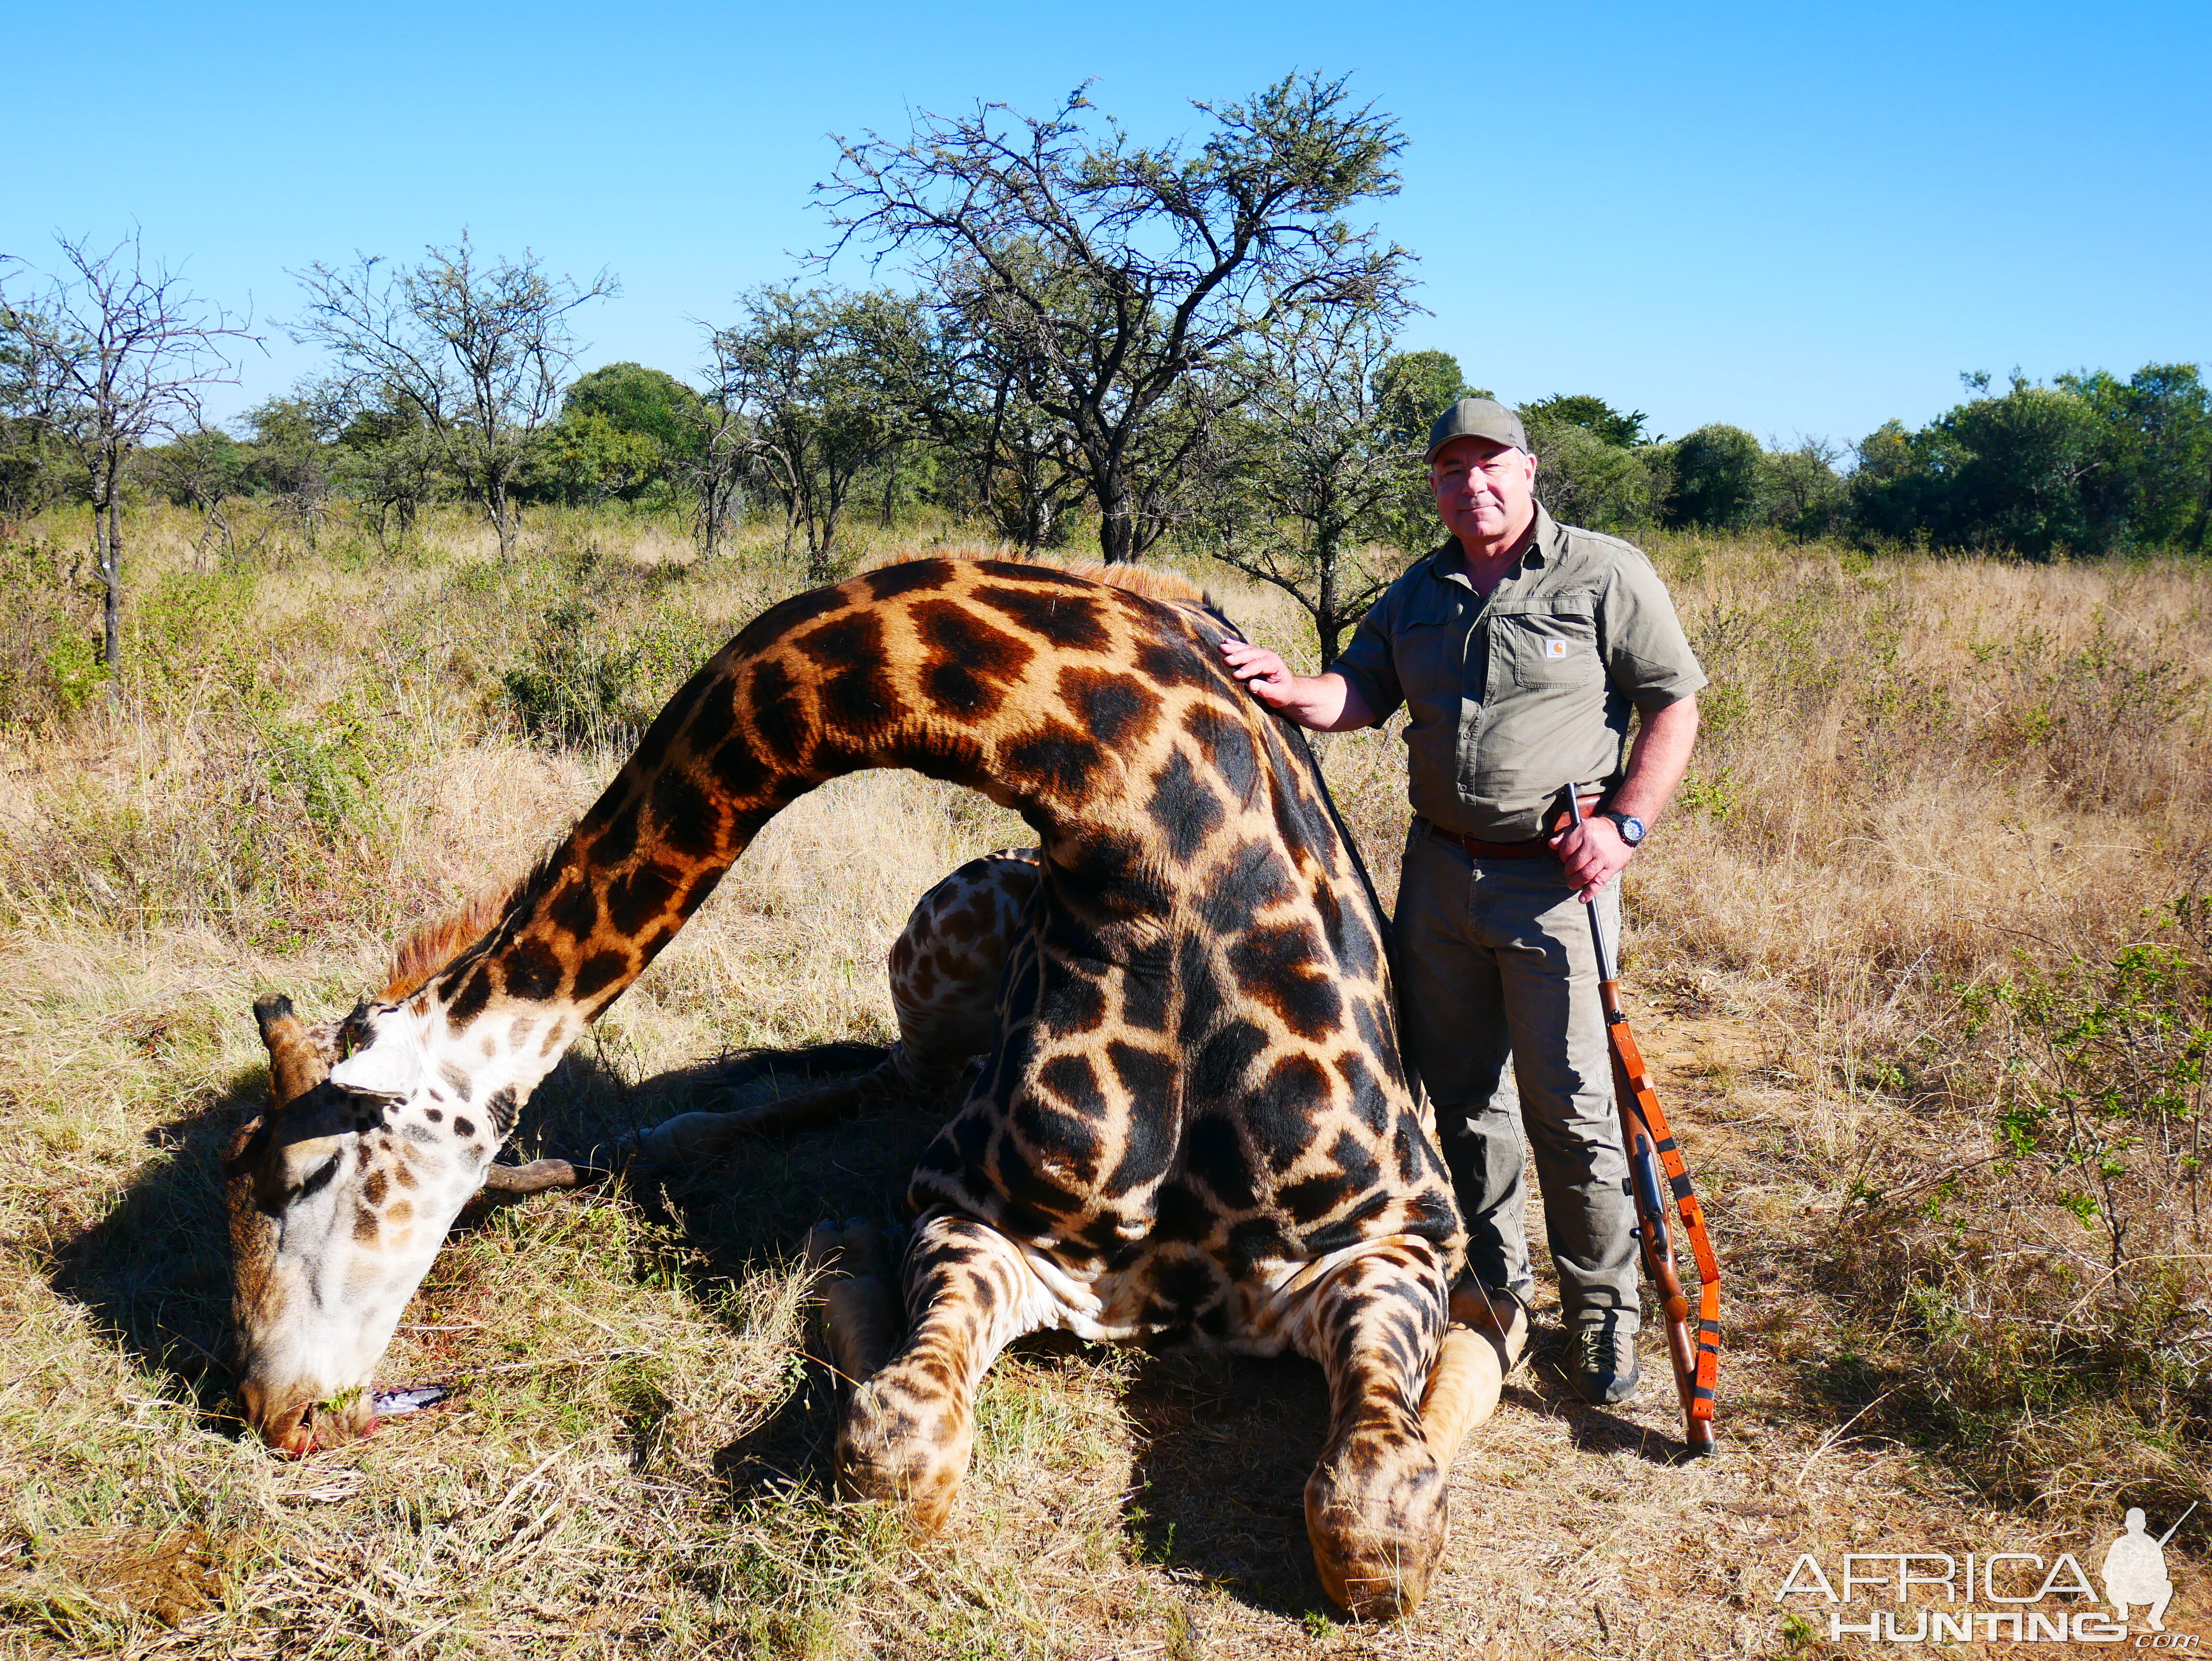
[1567,794,1720,1455]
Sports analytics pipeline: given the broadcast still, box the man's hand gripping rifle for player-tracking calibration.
[1567,792,1722,1455]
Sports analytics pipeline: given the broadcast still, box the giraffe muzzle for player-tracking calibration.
[240,1379,379,1457]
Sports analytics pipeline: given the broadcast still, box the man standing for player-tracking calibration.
[1220,398,1704,1405]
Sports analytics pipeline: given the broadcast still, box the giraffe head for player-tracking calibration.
[226,897,539,1453]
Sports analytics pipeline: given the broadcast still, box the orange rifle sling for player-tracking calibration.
[1601,981,1721,1433]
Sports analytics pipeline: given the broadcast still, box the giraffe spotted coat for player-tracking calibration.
[229,559,1507,1617]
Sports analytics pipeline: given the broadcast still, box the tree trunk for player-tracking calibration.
[489,475,517,558]
[810,475,843,583]
[102,501,122,672]
[94,454,123,673]
[1315,533,1342,668]
[1097,477,1137,563]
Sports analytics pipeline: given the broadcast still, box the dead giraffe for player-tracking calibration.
[629,845,1042,1163]
[228,558,1512,1617]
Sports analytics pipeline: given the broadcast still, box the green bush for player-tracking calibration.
[1661,423,1763,529]
[1524,415,1655,531]
[261,711,387,844]
[500,600,650,748]
[0,532,107,729]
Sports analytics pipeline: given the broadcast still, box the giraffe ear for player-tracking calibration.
[329,1009,425,1102]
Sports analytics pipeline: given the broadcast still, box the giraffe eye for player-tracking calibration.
[297,1153,342,1200]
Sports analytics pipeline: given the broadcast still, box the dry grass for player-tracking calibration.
[2,503,2209,1656]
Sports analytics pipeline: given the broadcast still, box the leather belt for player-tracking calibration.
[1424,797,1604,862]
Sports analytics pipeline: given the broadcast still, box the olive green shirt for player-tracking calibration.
[1332,507,1707,841]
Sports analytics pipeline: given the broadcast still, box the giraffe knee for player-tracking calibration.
[1304,1425,1449,1620]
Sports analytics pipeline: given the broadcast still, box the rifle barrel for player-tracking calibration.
[2157,1502,2198,1547]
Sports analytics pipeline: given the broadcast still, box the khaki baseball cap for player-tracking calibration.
[1426,397,1528,461]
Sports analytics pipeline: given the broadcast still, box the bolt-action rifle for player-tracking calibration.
[1566,793,1721,1456]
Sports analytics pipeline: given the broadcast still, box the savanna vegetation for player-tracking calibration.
[0,490,2204,1657]
[3,66,2210,1661]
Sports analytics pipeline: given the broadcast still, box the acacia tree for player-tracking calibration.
[672,386,753,558]
[708,285,912,578]
[819,73,1413,561]
[0,231,256,669]
[1195,308,1415,665]
[240,390,343,550]
[1370,348,1477,553]
[147,427,246,566]
[887,261,1091,549]
[0,325,66,535]
[292,234,615,557]
[337,403,445,545]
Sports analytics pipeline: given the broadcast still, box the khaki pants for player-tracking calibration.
[1394,820,1640,1335]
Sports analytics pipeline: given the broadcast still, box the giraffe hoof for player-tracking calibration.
[1304,1437,1448,1620]
[837,1377,965,1536]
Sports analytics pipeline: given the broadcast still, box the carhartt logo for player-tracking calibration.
[1542,637,1570,659]
[1774,1504,2199,1646]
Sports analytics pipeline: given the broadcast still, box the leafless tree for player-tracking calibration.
[291,233,615,558]
[0,230,256,669]
[818,73,1413,562]
[707,286,911,579]
[675,384,751,559]
[1195,307,1413,665]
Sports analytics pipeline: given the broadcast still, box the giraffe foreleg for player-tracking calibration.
[1290,1237,1461,1621]
[629,1065,892,1165]
[803,1219,908,1384]
[833,1210,1053,1534]
[1417,1325,1505,1475]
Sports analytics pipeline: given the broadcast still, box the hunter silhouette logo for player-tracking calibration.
[1775,1504,2199,1646]
[2106,1505,2192,1633]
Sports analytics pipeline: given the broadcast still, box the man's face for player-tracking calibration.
[1431,436,1537,551]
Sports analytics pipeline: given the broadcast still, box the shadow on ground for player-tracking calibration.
[40,1036,908,1434]
[43,1076,264,1424]
[1119,1349,1337,1616]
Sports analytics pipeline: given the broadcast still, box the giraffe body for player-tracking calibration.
[231,559,1499,1615]
[629,846,1041,1164]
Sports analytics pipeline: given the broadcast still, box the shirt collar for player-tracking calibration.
[1430,504,1562,590]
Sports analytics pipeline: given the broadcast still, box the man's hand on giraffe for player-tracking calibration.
[1219,641,1297,706]
[1217,643,1373,732]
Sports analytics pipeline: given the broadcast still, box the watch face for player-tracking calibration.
[1617,815,1646,844]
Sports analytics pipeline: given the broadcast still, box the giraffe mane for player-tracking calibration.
[379,872,529,1002]
[1061,561,1218,611]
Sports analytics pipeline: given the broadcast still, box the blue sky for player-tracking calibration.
[6,1,2206,447]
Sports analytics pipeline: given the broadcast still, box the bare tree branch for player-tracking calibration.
[0,228,258,670]
[290,233,615,558]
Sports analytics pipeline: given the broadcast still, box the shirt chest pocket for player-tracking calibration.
[1394,585,1476,701]
[1489,600,1599,688]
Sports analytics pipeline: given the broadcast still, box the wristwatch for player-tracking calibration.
[1600,810,1646,847]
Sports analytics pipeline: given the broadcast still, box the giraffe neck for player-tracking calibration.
[417,560,1180,1111]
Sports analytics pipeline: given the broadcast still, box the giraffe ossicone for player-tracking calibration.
[229,557,1509,1617]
